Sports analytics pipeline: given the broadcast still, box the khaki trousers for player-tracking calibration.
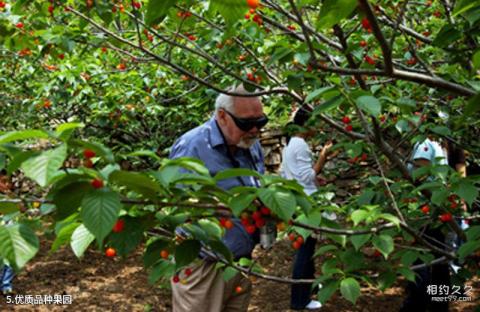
[171,261,252,312]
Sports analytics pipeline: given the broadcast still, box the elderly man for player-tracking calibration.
[169,85,268,312]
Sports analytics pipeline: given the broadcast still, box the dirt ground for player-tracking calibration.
[1,236,478,312]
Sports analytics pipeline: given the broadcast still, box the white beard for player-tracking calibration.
[236,136,258,149]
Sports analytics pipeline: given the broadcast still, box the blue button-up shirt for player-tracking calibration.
[169,117,265,259]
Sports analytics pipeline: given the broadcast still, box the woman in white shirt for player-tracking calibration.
[280,105,333,310]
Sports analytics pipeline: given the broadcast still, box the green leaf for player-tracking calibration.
[108,217,144,256]
[53,182,91,220]
[144,239,170,269]
[162,157,210,176]
[55,122,84,141]
[465,93,480,115]
[0,130,49,144]
[210,0,247,26]
[222,266,238,281]
[317,280,340,304]
[305,86,334,103]
[453,0,480,16]
[377,213,400,227]
[72,140,115,164]
[198,219,223,240]
[80,188,122,245]
[430,126,451,136]
[148,261,175,285]
[314,244,338,257]
[372,235,394,259]
[109,170,163,200]
[473,50,480,70]
[295,194,312,214]
[293,211,322,239]
[378,271,396,291]
[351,210,369,226]
[175,240,201,269]
[214,168,262,181]
[209,239,233,263]
[340,277,361,304]
[229,193,256,216]
[458,241,480,260]
[317,0,358,29]
[432,25,462,48]
[466,225,480,241]
[356,95,382,116]
[70,224,95,258]
[397,267,416,282]
[257,187,296,221]
[0,223,39,270]
[453,180,479,206]
[21,144,67,187]
[401,250,419,266]
[51,222,80,253]
[350,234,371,251]
[313,94,344,113]
[0,202,19,215]
[145,0,176,25]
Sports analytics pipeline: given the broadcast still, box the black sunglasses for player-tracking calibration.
[223,109,269,132]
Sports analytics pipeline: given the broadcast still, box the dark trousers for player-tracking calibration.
[400,228,450,312]
[291,237,316,310]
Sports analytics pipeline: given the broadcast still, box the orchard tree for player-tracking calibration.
[1,0,480,306]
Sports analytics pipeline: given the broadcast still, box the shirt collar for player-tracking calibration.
[207,117,225,148]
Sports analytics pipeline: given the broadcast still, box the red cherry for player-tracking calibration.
[260,207,271,215]
[288,233,296,241]
[296,236,304,245]
[292,241,302,250]
[58,53,64,60]
[224,219,234,230]
[48,5,54,14]
[160,249,169,259]
[373,250,382,257]
[105,247,116,258]
[364,55,375,65]
[361,153,367,162]
[342,116,351,124]
[361,17,371,30]
[252,211,262,221]
[16,22,24,29]
[245,225,256,234]
[359,40,367,47]
[235,286,243,293]
[184,268,192,276]
[450,201,458,209]
[83,149,96,158]
[91,179,104,189]
[249,8,255,14]
[101,47,108,53]
[84,159,94,168]
[188,35,197,41]
[247,0,260,9]
[439,213,452,223]
[172,275,180,283]
[420,205,430,214]
[0,2,6,9]
[255,218,265,228]
[112,219,125,233]
[345,125,353,132]
[245,13,251,19]
[132,1,141,9]
[219,217,227,227]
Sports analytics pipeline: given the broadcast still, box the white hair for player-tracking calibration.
[214,84,258,113]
